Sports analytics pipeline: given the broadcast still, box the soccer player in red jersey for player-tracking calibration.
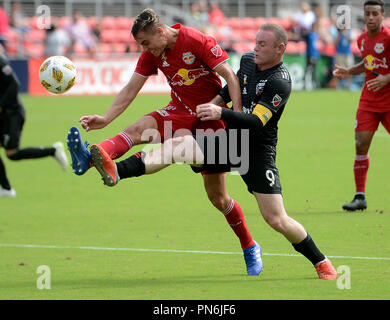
[333,0,390,211]
[67,9,262,275]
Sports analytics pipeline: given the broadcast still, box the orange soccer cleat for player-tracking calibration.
[90,144,119,187]
[315,259,338,280]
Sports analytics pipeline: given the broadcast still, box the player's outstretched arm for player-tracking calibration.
[333,61,365,79]
[80,73,148,131]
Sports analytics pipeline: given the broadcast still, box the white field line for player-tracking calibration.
[1,243,390,261]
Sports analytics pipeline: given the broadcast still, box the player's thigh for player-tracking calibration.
[380,111,390,134]
[355,109,379,153]
[124,115,158,143]
[253,192,287,223]
[1,114,24,151]
[240,147,282,195]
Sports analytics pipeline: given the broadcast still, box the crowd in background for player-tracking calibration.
[0,0,386,89]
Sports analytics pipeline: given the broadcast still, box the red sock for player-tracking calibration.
[354,153,369,194]
[222,199,255,250]
[99,132,134,160]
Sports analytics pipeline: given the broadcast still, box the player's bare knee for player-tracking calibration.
[264,215,285,233]
[208,192,230,211]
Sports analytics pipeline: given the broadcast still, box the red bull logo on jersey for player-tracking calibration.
[374,43,385,54]
[170,67,210,86]
[182,52,195,65]
[364,55,388,71]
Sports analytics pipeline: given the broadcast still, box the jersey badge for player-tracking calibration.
[182,52,195,65]
[211,45,223,58]
[242,87,247,95]
[256,82,266,95]
[243,74,248,85]
[271,94,282,107]
[360,39,365,51]
[374,43,384,54]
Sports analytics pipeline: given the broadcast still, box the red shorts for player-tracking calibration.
[355,109,390,133]
[146,101,226,141]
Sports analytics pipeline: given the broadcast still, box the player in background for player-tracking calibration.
[67,8,262,275]
[0,50,68,198]
[333,0,390,211]
[89,24,337,280]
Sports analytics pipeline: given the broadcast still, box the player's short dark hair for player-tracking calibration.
[364,0,385,12]
[260,24,288,47]
[131,8,163,38]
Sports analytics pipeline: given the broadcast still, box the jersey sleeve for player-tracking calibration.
[190,31,229,70]
[134,52,158,77]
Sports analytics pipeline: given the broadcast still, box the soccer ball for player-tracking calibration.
[39,56,77,94]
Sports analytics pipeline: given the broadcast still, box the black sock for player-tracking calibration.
[0,157,12,190]
[8,147,55,160]
[116,151,146,179]
[292,233,326,266]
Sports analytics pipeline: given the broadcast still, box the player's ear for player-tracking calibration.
[155,26,164,36]
[277,42,286,54]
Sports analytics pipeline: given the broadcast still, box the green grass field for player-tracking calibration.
[0,90,389,300]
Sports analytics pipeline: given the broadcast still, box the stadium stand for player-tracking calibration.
[2,0,389,58]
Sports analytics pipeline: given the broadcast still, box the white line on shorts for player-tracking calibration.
[1,243,390,261]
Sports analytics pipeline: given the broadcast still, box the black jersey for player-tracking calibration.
[219,51,291,148]
[0,54,25,119]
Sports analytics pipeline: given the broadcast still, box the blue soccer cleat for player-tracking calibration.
[67,126,91,175]
[243,241,263,276]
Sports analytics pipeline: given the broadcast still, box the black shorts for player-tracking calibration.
[0,113,25,150]
[192,133,282,194]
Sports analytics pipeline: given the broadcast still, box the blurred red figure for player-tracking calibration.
[209,1,225,26]
[0,3,9,51]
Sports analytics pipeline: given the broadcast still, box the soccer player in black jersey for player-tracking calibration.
[88,24,337,280]
[0,51,68,198]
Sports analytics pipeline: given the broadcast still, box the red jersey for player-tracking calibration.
[135,24,229,111]
[357,25,390,111]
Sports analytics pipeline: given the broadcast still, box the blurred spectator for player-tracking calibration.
[0,1,9,52]
[305,20,320,90]
[221,38,236,55]
[66,11,97,57]
[209,1,225,27]
[10,2,29,34]
[197,0,210,25]
[295,2,316,37]
[286,17,302,42]
[314,5,332,46]
[334,28,354,90]
[44,24,71,57]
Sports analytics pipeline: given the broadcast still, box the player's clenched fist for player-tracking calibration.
[332,64,349,79]
[79,115,108,131]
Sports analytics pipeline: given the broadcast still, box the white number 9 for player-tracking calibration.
[266,169,275,187]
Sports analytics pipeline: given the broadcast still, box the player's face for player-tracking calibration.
[253,31,283,68]
[364,5,385,33]
[135,27,168,57]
